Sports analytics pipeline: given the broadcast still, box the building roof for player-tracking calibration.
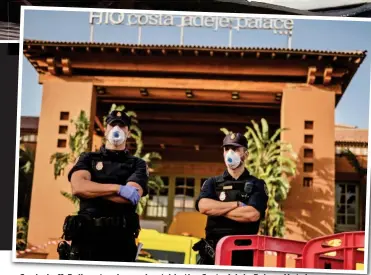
[335,126,368,144]
[21,116,39,131]
[23,39,367,57]
[23,39,367,108]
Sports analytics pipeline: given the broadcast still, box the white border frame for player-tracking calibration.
[0,40,19,43]
[11,5,371,275]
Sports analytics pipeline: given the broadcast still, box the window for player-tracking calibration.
[304,120,314,130]
[303,177,313,187]
[304,135,313,144]
[304,163,314,172]
[174,177,196,216]
[60,112,69,120]
[335,182,359,232]
[304,148,313,158]
[59,125,68,134]
[145,177,169,218]
[57,139,67,148]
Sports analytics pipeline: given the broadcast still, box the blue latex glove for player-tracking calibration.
[117,185,140,205]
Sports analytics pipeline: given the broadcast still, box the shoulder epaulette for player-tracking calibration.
[214,175,225,183]
[87,152,102,160]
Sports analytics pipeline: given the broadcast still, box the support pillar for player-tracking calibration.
[280,84,335,241]
[27,81,96,252]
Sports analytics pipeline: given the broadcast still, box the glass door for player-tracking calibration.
[143,175,212,227]
[335,181,360,232]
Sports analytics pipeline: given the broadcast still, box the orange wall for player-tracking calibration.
[281,84,335,241]
[27,81,95,251]
[336,155,367,174]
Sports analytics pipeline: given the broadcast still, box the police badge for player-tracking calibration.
[219,191,226,201]
[96,161,104,171]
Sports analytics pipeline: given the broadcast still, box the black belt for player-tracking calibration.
[92,216,127,228]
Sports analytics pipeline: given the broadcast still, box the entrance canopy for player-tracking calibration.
[23,39,366,162]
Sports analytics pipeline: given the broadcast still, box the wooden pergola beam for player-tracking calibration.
[46,57,56,75]
[39,75,287,93]
[98,98,281,109]
[323,67,333,85]
[31,55,349,78]
[307,66,317,84]
[102,87,278,104]
[141,135,224,147]
[122,110,280,124]
[130,120,280,135]
[61,58,72,75]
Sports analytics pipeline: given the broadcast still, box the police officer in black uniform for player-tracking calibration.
[57,110,148,262]
[193,132,269,266]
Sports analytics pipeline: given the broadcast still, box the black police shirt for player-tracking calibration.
[195,169,268,237]
[67,145,149,217]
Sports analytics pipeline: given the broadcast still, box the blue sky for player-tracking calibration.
[21,9,371,129]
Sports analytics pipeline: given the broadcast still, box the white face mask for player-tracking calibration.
[107,125,127,147]
[224,149,241,170]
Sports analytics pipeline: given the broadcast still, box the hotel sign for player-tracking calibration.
[89,12,294,34]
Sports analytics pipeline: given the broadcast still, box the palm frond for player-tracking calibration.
[220,128,231,135]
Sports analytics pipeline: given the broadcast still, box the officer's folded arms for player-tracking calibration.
[198,198,260,222]
[70,169,144,205]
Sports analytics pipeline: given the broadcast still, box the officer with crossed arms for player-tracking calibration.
[58,110,148,262]
[194,132,269,266]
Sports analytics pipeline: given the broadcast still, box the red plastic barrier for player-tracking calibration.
[300,231,365,270]
[215,235,306,267]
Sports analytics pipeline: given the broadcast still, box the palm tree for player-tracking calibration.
[221,118,297,237]
[18,144,35,218]
[339,148,367,177]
